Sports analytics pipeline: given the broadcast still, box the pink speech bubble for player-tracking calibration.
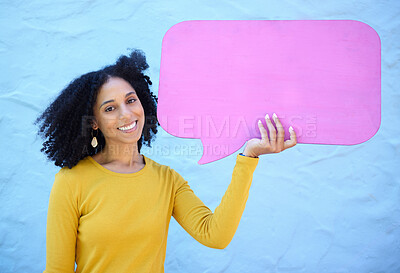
[158,20,381,164]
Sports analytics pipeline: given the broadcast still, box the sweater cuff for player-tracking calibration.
[236,153,259,170]
[239,153,258,158]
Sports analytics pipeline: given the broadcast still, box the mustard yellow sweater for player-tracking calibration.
[44,153,259,273]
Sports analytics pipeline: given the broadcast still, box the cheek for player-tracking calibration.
[137,104,145,119]
[97,114,117,132]
[140,109,146,123]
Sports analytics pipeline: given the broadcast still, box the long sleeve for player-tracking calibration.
[172,154,259,249]
[44,170,79,273]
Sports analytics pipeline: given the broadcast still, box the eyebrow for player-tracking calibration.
[99,91,136,110]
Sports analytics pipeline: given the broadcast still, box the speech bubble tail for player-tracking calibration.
[197,138,245,165]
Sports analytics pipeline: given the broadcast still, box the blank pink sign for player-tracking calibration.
[158,20,381,164]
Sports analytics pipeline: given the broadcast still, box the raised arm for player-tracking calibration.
[172,113,297,249]
[44,171,79,273]
[172,154,259,249]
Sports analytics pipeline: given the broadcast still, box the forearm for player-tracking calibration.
[173,154,259,249]
[204,154,258,248]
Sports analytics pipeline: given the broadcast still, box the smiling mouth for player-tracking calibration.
[117,121,137,131]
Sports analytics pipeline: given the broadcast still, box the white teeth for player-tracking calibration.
[118,121,137,131]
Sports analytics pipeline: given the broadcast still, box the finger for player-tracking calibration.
[283,126,297,150]
[272,113,285,150]
[258,120,270,145]
[265,114,277,147]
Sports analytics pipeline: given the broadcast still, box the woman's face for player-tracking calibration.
[91,77,145,147]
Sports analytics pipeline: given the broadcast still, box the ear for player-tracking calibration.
[90,118,99,130]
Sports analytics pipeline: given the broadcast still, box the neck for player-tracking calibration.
[98,141,143,168]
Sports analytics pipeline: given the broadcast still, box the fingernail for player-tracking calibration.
[273,113,277,121]
[289,126,293,132]
[258,120,262,124]
[265,114,270,120]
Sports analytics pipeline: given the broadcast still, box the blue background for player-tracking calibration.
[0,0,399,272]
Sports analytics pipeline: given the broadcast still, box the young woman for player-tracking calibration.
[35,49,297,273]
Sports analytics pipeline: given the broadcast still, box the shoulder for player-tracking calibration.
[57,156,92,176]
[53,156,94,188]
[143,155,183,183]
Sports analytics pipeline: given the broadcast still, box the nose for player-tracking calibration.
[119,103,132,121]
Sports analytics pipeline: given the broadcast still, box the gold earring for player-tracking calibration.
[91,129,98,148]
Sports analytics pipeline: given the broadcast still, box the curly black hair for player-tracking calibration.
[34,49,159,169]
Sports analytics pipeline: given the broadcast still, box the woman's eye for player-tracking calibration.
[128,98,136,103]
[105,106,114,112]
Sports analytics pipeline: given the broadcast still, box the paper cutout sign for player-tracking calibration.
[158,20,381,164]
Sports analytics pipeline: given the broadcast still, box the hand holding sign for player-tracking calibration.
[243,113,297,158]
